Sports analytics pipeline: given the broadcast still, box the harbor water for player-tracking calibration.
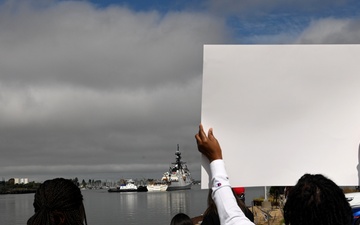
[0,185,264,225]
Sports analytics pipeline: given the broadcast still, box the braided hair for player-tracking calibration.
[283,174,352,225]
[27,178,88,225]
[170,213,193,225]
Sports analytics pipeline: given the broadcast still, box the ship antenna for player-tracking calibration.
[175,144,182,169]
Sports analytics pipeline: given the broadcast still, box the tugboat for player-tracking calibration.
[108,179,138,192]
[162,145,192,191]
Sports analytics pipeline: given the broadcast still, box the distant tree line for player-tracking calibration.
[0,179,41,194]
[0,177,81,194]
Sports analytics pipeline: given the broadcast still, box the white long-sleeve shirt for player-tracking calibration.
[210,160,255,225]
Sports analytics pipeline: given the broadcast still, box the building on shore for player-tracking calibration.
[13,178,29,184]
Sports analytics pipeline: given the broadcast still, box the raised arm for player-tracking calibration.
[195,124,254,225]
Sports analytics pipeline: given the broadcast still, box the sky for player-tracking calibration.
[1,0,360,182]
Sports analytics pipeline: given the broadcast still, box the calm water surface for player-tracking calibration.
[0,185,264,225]
[83,186,208,225]
[0,193,33,225]
[0,185,208,225]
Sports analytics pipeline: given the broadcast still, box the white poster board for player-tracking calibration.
[201,45,360,188]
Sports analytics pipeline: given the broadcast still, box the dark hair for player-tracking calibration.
[203,189,217,217]
[203,188,254,222]
[170,213,193,225]
[27,178,88,225]
[284,174,352,225]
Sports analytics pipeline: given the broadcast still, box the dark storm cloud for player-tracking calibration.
[1,0,360,181]
[0,1,227,180]
[0,1,229,90]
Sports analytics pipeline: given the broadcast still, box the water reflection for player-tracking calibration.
[0,187,208,225]
[0,193,34,225]
[119,192,137,221]
[168,190,189,215]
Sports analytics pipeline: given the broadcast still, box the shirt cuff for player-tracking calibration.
[210,159,231,189]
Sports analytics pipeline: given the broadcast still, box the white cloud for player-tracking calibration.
[206,0,350,15]
[295,18,360,44]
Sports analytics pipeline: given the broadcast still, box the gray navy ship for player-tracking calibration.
[161,145,192,191]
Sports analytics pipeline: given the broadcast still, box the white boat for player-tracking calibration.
[162,145,192,191]
[108,179,137,192]
[147,182,168,192]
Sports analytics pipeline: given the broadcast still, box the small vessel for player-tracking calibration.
[136,179,148,192]
[146,181,168,192]
[136,185,148,192]
[162,145,192,191]
[108,179,138,192]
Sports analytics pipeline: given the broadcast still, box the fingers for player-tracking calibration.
[195,133,201,144]
[207,128,214,140]
[196,124,206,141]
[198,124,207,139]
[195,124,202,143]
[195,124,222,161]
[195,124,216,144]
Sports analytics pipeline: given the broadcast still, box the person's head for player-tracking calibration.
[27,178,87,225]
[283,173,352,225]
[170,213,193,225]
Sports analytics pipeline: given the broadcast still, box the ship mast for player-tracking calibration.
[173,144,185,170]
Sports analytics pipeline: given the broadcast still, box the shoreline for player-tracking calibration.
[0,189,36,195]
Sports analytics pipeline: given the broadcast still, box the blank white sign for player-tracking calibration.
[201,45,360,188]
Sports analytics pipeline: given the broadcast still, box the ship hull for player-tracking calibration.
[108,188,138,192]
[166,183,192,191]
[147,184,168,192]
[136,186,148,192]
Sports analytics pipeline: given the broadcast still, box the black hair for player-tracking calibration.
[27,178,88,225]
[170,213,193,225]
[203,188,254,223]
[283,173,352,225]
